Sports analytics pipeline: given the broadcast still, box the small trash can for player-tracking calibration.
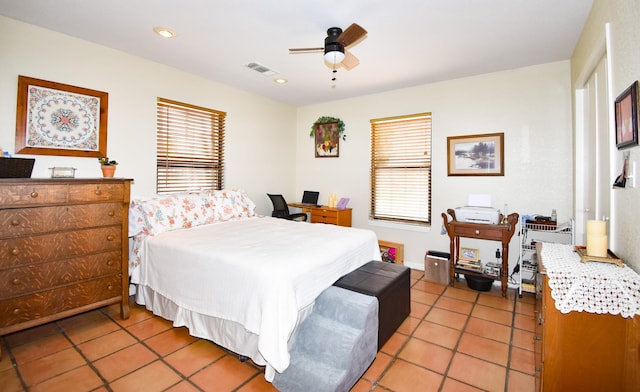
[424,250,450,285]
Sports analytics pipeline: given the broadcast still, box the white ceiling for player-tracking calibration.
[0,0,593,107]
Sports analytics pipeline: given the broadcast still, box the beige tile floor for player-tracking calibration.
[0,270,536,391]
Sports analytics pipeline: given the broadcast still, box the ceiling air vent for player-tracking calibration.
[245,62,277,76]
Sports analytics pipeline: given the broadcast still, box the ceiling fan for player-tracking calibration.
[289,23,367,70]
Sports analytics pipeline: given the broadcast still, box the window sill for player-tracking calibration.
[368,219,432,233]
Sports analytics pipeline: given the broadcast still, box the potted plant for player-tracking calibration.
[98,156,118,177]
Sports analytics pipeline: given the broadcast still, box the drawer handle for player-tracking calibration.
[30,191,38,198]
[533,335,542,341]
[107,260,114,266]
[475,229,480,235]
[108,211,115,217]
[11,248,19,256]
[12,308,20,315]
[106,234,115,241]
[95,189,103,196]
[107,285,114,291]
[11,219,20,226]
[12,277,20,285]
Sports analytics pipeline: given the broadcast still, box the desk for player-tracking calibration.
[288,203,352,227]
[442,208,518,297]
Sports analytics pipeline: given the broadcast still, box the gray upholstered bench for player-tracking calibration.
[333,260,411,349]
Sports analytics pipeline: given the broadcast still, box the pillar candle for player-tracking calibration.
[586,220,606,235]
[586,234,608,257]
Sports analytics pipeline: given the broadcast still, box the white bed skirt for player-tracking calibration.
[135,284,313,381]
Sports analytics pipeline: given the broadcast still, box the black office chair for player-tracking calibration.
[267,194,308,221]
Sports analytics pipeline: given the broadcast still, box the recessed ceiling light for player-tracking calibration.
[274,78,288,84]
[153,27,176,38]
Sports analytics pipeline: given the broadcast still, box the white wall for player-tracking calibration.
[0,16,296,215]
[571,0,640,272]
[297,62,574,271]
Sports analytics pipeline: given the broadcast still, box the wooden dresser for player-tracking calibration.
[535,242,640,392]
[0,178,132,340]
[310,206,352,227]
[288,203,352,227]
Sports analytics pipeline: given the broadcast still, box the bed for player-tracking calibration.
[128,190,380,381]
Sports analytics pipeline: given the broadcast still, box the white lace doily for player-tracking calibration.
[540,243,640,318]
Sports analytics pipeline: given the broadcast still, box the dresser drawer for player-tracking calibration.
[68,183,124,203]
[0,226,121,268]
[0,203,122,238]
[453,224,504,241]
[0,184,68,206]
[0,274,122,329]
[311,209,338,224]
[0,251,121,298]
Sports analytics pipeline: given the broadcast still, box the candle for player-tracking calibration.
[587,220,606,235]
[586,234,608,257]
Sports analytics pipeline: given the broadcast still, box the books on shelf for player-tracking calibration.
[456,259,482,272]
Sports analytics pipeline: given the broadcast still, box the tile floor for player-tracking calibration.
[0,270,537,391]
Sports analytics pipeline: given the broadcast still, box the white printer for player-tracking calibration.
[454,206,500,224]
[454,194,501,224]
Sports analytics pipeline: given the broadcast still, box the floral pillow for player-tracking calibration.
[129,189,257,237]
[204,189,257,221]
[130,193,213,236]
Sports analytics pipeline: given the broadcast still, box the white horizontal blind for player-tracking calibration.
[370,113,432,225]
[156,98,225,193]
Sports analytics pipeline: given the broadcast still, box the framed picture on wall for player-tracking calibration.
[314,121,340,158]
[614,81,639,150]
[447,132,504,176]
[14,75,109,158]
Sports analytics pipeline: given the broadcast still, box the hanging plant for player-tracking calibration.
[310,116,346,141]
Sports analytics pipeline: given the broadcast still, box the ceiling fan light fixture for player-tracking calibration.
[324,42,345,65]
[324,50,345,64]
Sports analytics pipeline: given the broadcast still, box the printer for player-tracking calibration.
[455,206,501,225]
[454,194,501,225]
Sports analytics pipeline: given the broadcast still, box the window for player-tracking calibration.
[370,112,432,225]
[156,98,225,193]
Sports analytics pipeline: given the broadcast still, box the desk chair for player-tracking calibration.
[267,194,308,221]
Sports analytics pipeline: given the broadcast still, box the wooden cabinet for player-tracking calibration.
[310,206,352,226]
[0,178,132,339]
[288,203,352,227]
[536,243,640,392]
[442,209,519,297]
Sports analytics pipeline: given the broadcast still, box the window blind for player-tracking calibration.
[370,112,432,225]
[156,98,225,193]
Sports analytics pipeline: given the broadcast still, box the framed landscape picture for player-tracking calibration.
[447,132,504,176]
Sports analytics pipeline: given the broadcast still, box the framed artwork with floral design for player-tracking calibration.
[15,75,108,158]
[314,121,340,157]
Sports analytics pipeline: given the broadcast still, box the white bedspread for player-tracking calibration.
[132,216,380,374]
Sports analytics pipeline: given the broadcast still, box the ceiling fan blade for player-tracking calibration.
[337,23,367,48]
[341,50,359,70]
[289,47,323,54]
